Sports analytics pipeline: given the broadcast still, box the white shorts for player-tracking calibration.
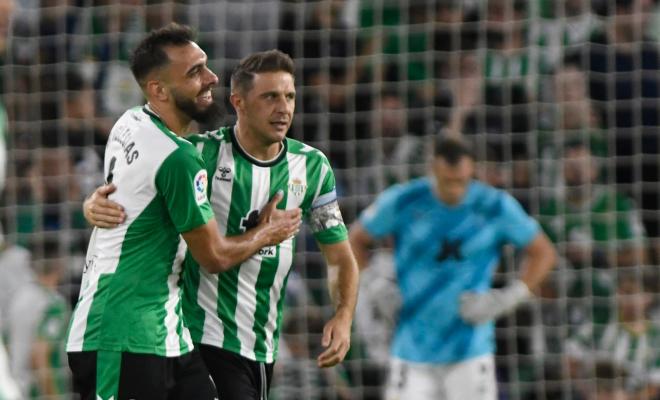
[385,354,497,400]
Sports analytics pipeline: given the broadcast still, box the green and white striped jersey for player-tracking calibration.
[66,106,214,357]
[183,126,348,363]
[566,319,660,385]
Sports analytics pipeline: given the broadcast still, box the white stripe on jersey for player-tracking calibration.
[164,239,191,357]
[262,153,307,362]
[312,162,329,205]
[236,165,271,360]
[202,141,235,346]
[67,230,104,352]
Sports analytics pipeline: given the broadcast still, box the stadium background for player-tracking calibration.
[1,0,660,398]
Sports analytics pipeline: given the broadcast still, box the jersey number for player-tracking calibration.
[106,156,117,184]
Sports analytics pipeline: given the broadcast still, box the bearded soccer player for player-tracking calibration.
[66,25,300,400]
[85,49,360,399]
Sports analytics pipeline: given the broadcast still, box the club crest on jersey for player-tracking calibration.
[216,166,232,182]
[288,178,306,198]
[194,169,208,205]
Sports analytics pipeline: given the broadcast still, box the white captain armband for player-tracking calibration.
[309,199,345,233]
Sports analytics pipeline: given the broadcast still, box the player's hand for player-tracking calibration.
[459,280,530,325]
[83,184,126,228]
[256,191,301,245]
[317,311,352,368]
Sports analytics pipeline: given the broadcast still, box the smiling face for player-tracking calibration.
[160,42,220,123]
[232,71,296,146]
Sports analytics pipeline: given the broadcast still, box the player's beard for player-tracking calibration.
[172,88,224,126]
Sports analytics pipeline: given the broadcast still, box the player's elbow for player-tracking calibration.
[200,254,234,273]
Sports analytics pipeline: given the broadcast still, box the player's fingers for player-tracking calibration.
[321,323,333,347]
[261,190,284,222]
[99,197,124,212]
[97,183,117,197]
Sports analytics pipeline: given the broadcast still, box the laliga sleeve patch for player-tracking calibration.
[194,169,208,205]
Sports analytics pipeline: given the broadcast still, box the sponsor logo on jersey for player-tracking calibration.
[288,178,306,198]
[216,166,232,182]
[194,169,208,205]
[258,246,277,258]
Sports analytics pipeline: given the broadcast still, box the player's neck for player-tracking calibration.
[234,121,282,161]
[146,102,193,137]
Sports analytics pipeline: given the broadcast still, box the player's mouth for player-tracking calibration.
[197,88,213,106]
[270,120,289,130]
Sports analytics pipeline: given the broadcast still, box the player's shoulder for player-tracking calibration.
[113,106,189,152]
[381,177,432,206]
[188,126,232,145]
[285,137,327,160]
[466,181,518,218]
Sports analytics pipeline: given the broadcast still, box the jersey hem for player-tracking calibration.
[194,340,277,363]
[65,340,194,357]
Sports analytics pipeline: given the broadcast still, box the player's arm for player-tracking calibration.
[82,183,300,273]
[316,239,359,368]
[182,191,301,273]
[461,194,557,325]
[517,232,556,291]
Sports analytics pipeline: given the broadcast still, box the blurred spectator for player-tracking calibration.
[7,237,70,398]
[538,62,608,191]
[475,0,536,158]
[89,1,146,117]
[535,0,601,73]
[279,0,355,86]
[540,141,647,269]
[566,268,660,399]
[11,0,86,66]
[15,146,87,251]
[571,0,660,250]
[579,361,632,400]
[0,240,32,333]
[539,140,646,327]
[34,67,108,195]
[0,333,21,400]
[357,89,428,195]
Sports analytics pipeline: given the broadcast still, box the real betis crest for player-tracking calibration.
[288,178,306,198]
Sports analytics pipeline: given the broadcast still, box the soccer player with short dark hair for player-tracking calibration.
[350,138,556,400]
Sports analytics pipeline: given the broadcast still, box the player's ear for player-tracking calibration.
[229,92,244,113]
[145,79,168,102]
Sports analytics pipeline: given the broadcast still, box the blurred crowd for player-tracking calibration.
[1,0,660,399]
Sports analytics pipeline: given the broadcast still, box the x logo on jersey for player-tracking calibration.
[436,239,463,262]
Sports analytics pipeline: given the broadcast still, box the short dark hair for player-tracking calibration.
[434,137,474,165]
[129,23,196,87]
[230,50,295,94]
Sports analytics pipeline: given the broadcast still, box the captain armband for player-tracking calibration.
[309,200,345,233]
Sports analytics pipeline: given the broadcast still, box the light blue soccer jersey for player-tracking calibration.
[360,178,539,364]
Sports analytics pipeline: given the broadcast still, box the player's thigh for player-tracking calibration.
[169,349,218,400]
[384,358,438,400]
[198,343,269,400]
[444,354,497,400]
